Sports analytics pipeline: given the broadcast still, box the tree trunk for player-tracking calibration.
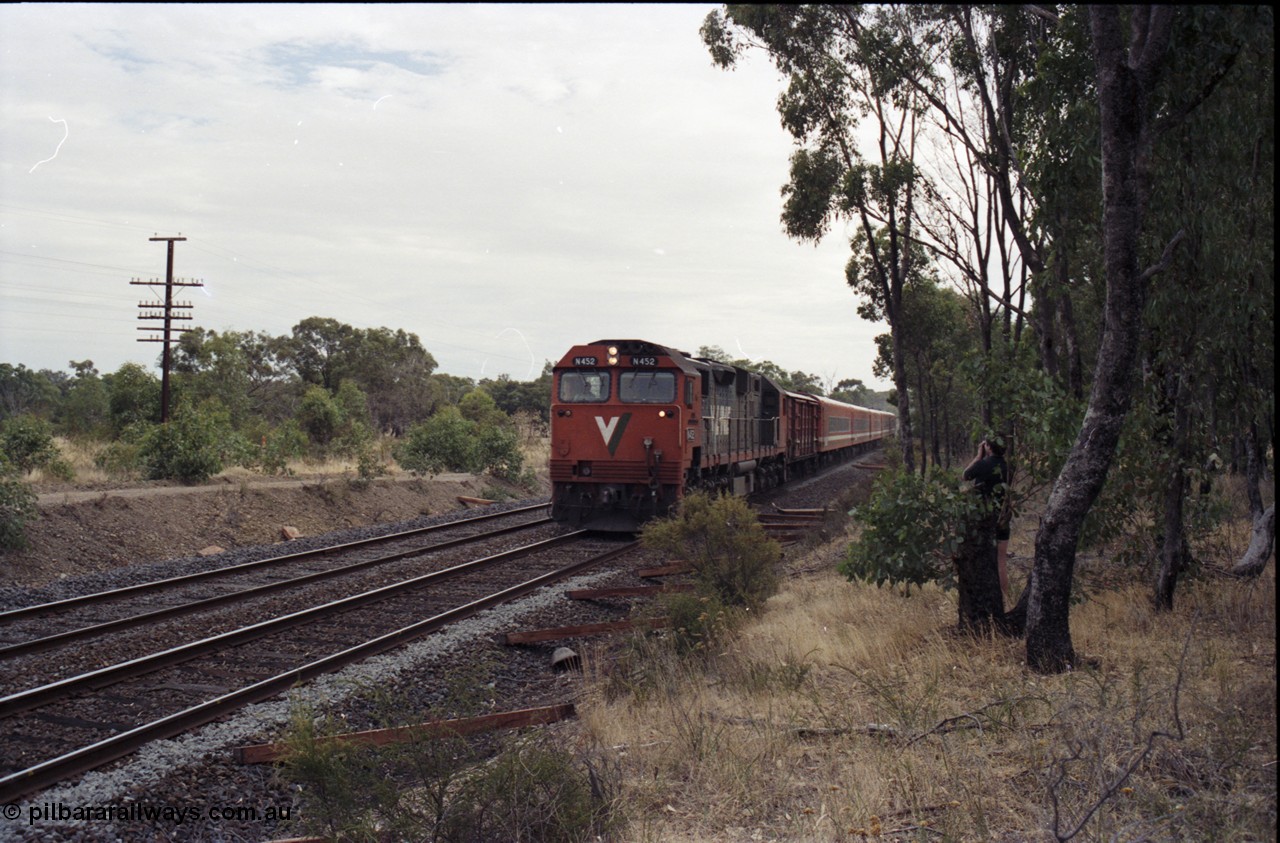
[892,326,916,474]
[1230,504,1275,578]
[1244,419,1264,519]
[1026,7,1177,674]
[1155,366,1193,611]
[1154,467,1193,610]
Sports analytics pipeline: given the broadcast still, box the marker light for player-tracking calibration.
[608,356,618,365]
[608,346,618,355]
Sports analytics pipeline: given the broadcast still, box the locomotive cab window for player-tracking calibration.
[558,371,610,403]
[619,371,676,403]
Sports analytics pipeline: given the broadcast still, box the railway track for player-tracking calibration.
[0,503,553,674]
[0,518,638,803]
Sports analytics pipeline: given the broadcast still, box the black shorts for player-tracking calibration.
[996,524,1010,542]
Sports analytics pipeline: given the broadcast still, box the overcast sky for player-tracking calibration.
[1,3,888,390]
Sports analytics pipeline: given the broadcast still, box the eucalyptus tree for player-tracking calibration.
[286,318,439,434]
[703,4,927,472]
[1139,6,1274,607]
[867,250,975,469]
[1023,6,1196,671]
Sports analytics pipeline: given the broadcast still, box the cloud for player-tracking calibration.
[0,4,888,388]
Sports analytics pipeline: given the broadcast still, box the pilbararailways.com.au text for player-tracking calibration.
[8,801,292,826]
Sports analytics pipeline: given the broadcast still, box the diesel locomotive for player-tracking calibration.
[549,339,896,528]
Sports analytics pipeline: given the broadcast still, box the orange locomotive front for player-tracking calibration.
[549,338,893,529]
[549,340,699,528]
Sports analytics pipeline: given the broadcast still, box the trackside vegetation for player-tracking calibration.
[280,671,620,842]
[579,474,1274,841]
[0,319,557,547]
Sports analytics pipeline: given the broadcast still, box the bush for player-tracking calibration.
[93,423,150,480]
[138,404,227,483]
[396,407,525,481]
[446,735,616,843]
[258,421,308,475]
[281,676,619,843]
[0,455,38,550]
[839,467,989,592]
[641,491,781,609]
[474,423,524,481]
[0,415,73,479]
[660,590,734,656]
[396,407,477,475]
[297,385,345,452]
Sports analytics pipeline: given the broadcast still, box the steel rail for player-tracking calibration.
[0,502,549,623]
[0,531,585,719]
[0,517,554,661]
[0,540,638,804]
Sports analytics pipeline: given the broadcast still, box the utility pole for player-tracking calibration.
[132,235,203,423]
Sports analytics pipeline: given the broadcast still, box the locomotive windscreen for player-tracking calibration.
[559,371,610,402]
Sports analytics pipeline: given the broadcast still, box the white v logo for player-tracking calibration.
[595,416,619,445]
[594,413,631,455]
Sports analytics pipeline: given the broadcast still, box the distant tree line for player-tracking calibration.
[0,316,554,547]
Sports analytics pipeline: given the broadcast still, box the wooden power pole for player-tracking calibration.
[132,235,203,423]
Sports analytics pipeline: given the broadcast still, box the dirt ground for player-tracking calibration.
[3,472,535,588]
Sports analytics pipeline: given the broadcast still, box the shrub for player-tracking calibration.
[259,421,308,475]
[281,673,620,843]
[0,415,73,479]
[0,454,38,550]
[297,385,345,452]
[474,423,524,481]
[839,467,989,592]
[93,423,150,480]
[641,491,781,609]
[138,404,227,483]
[661,590,734,656]
[446,734,617,843]
[396,407,477,475]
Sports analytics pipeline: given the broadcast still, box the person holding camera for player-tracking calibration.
[963,437,1010,598]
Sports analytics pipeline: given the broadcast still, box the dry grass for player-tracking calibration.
[579,495,1276,842]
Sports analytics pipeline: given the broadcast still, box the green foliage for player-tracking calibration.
[660,591,734,657]
[137,403,234,483]
[0,454,38,550]
[445,735,616,843]
[105,362,161,434]
[396,407,477,475]
[457,389,504,427]
[297,385,345,450]
[58,361,110,438]
[259,421,308,476]
[641,492,781,609]
[396,405,525,481]
[92,423,148,480]
[963,350,1084,500]
[288,317,439,433]
[473,423,524,481]
[479,364,554,423]
[0,415,72,479]
[0,362,60,421]
[840,468,991,591]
